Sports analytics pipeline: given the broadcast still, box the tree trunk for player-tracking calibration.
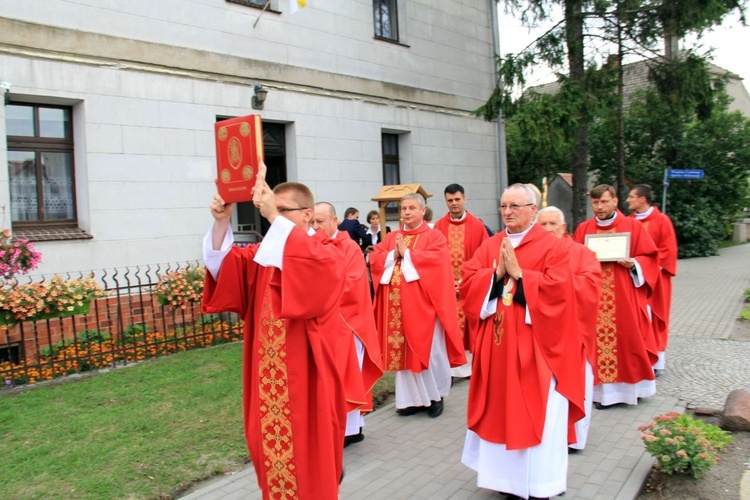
[616,6,627,210]
[566,0,588,229]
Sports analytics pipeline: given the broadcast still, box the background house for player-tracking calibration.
[531,58,750,117]
[0,0,502,275]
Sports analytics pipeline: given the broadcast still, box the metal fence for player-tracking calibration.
[0,261,243,389]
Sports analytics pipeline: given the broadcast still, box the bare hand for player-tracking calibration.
[210,189,233,250]
[252,159,267,205]
[501,238,521,280]
[253,179,278,224]
[395,234,407,259]
[210,193,234,223]
[617,258,635,270]
[494,251,506,279]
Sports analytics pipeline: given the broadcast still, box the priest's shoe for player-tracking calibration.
[396,406,422,416]
[344,431,365,448]
[428,398,444,418]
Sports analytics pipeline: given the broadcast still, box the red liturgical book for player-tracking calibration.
[215,114,264,203]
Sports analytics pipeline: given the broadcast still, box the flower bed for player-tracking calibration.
[0,228,42,279]
[154,267,205,310]
[1,317,244,387]
[0,276,106,324]
[640,411,733,478]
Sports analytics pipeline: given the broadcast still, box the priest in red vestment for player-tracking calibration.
[573,184,660,408]
[202,179,347,500]
[627,184,678,372]
[370,193,466,418]
[460,184,584,498]
[538,206,603,451]
[433,183,489,379]
[311,202,383,447]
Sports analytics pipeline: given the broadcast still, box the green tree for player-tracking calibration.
[590,80,750,256]
[478,0,745,228]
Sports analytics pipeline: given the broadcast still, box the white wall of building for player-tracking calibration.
[0,0,501,276]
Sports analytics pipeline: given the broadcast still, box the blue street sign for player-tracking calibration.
[668,169,704,180]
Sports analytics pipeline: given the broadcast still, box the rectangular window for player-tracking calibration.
[373,0,399,42]
[382,133,400,219]
[6,103,77,228]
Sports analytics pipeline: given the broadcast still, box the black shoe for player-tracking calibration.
[568,447,581,454]
[339,468,345,485]
[428,398,444,418]
[396,406,422,416]
[344,431,364,448]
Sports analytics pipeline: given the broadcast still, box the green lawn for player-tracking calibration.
[0,343,248,499]
[0,342,396,499]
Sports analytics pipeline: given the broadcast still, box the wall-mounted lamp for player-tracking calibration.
[252,84,268,110]
[1,81,10,105]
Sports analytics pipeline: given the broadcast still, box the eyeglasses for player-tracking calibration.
[277,207,310,213]
[499,203,533,212]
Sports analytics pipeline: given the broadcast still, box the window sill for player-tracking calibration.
[12,227,94,242]
[373,36,410,48]
[226,0,281,13]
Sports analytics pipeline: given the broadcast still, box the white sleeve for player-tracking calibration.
[253,217,296,270]
[479,274,498,320]
[401,249,420,282]
[630,259,645,288]
[203,226,234,280]
[380,250,397,284]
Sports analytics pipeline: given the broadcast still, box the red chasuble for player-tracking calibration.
[630,207,678,352]
[434,211,489,351]
[333,231,383,413]
[202,228,347,500]
[369,223,466,373]
[573,211,660,386]
[460,225,584,449]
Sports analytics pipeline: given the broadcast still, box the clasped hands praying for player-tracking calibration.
[494,238,522,281]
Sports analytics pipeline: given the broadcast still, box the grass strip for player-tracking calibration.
[0,343,247,499]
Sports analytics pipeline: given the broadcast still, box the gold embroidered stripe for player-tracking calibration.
[447,224,467,334]
[382,234,420,371]
[596,262,618,383]
[258,280,299,498]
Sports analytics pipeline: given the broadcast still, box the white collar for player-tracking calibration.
[402,221,425,231]
[634,206,654,220]
[505,222,534,248]
[596,211,617,227]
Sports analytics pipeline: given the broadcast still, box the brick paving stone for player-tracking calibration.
[179,243,750,499]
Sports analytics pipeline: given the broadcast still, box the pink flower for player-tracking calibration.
[676,450,687,457]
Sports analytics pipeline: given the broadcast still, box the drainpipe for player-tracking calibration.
[489,0,508,229]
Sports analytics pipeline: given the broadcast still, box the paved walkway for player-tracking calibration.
[180,243,750,500]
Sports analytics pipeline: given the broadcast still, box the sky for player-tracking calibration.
[496,10,750,90]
